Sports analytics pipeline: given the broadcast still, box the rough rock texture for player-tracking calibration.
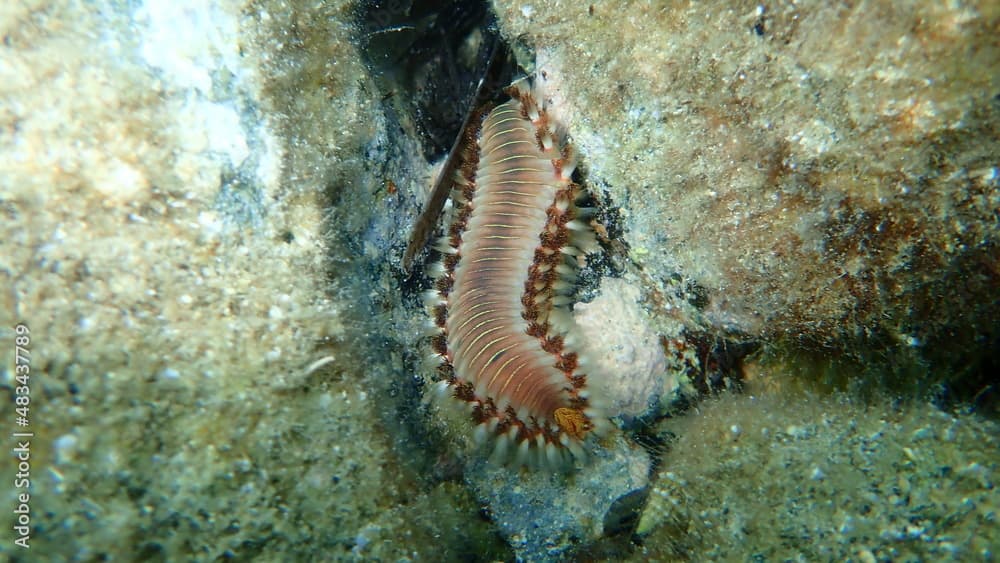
[3,0,998,560]
[492,0,1000,384]
[464,435,650,561]
[0,1,502,560]
[635,390,999,561]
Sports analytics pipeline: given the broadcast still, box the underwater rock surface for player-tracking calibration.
[464,434,650,561]
[1,1,501,560]
[1,0,997,560]
[493,0,1000,382]
[636,392,1000,561]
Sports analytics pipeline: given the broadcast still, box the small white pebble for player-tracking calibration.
[160,367,180,380]
[810,466,825,481]
[53,434,79,464]
[785,425,810,439]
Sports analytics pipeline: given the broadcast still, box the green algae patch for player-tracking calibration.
[637,391,999,560]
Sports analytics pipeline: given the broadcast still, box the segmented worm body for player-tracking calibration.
[426,78,606,469]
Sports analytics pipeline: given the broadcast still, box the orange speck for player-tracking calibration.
[554,407,590,439]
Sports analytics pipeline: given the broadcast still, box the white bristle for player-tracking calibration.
[572,231,599,253]
[545,443,562,469]
[490,434,510,464]
[541,134,554,151]
[598,418,613,436]
[566,220,587,231]
[548,309,572,332]
[551,280,574,293]
[427,262,446,278]
[433,380,451,400]
[554,263,575,276]
[434,239,457,254]
[587,394,609,409]
[552,295,573,306]
[532,79,545,105]
[473,423,489,445]
[516,438,531,466]
[557,271,578,285]
[588,414,612,436]
[562,332,579,347]
[423,290,445,308]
